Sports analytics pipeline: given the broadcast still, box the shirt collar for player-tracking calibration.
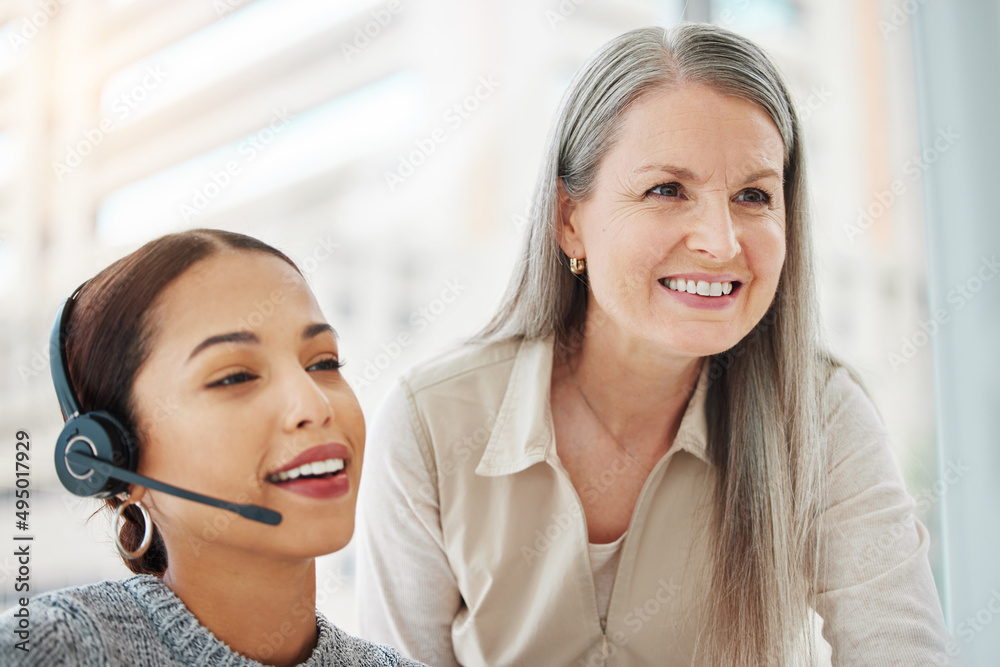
[475,335,712,477]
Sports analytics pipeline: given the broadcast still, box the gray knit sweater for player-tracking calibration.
[0,575,425,666]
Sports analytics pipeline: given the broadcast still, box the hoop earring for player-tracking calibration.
[114,493,153,560]
[569,257,586,275]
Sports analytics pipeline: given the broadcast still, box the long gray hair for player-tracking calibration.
[476,23,842,665]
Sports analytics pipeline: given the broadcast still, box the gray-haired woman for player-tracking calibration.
[354,24,953,666]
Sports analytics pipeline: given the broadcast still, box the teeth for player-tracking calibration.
[267,458,345,483]
[661,278,735,297]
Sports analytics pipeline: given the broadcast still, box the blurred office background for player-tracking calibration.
[0,0,996,661]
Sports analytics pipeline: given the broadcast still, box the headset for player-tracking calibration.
[50,286,281,526]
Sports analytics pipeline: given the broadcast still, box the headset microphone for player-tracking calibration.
[50,288,282,526]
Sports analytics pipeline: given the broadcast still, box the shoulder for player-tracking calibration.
[820,364,883,430]
[818,364,890,458]
[368,338,526,479]
[314,614,427,666]
[1,576,139,624]
[815,363,911,507]
[400,337,523,395]
[374,336,525,435]
[0,577,146,666]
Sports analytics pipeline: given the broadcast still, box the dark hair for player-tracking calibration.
[64,228,301,576]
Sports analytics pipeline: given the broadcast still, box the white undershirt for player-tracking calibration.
[588,531,626,620]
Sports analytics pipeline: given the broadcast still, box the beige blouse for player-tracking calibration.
[355,335,954,666]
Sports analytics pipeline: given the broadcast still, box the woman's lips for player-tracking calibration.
[271,474,350,499]
[658,278,742,311]
[266,443,351,499]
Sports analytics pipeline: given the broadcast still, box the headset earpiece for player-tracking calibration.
[49,289,137,499]
[55,411,135,498]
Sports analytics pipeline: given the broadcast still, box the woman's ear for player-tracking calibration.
[556,179,585,259]
[128,485,147,504]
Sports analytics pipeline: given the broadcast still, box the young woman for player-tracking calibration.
[354,24,954,666]
[0,229,423,666]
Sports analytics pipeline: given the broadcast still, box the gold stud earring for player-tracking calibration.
[569,257,586,275]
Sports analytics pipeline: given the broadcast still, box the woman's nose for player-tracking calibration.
[281,367,334,431]
[686,197,740,262]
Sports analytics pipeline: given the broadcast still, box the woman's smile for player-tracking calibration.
[657,276,746,311]
[265,442,352,499]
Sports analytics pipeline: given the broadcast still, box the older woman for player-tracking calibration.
[355,24,953,667]
[0,230,423,666]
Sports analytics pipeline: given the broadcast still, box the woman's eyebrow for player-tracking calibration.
[634,164,699,181]
[737,168,782,186]
[188,331,258,362]
[303,322,337,340]
[635,164,782,187]
[187,323,336,363]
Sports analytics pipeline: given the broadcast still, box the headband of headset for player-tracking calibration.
[49,284,135,498]
[50,287,84,421]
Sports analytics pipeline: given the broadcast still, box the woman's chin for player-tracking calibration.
[258,536,353,561]
[250,516,355,561]
[643,326,745,359]
[299,525,355,558]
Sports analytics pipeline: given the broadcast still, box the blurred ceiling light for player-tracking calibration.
[96,70,423,245]
[100,0,386,124]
